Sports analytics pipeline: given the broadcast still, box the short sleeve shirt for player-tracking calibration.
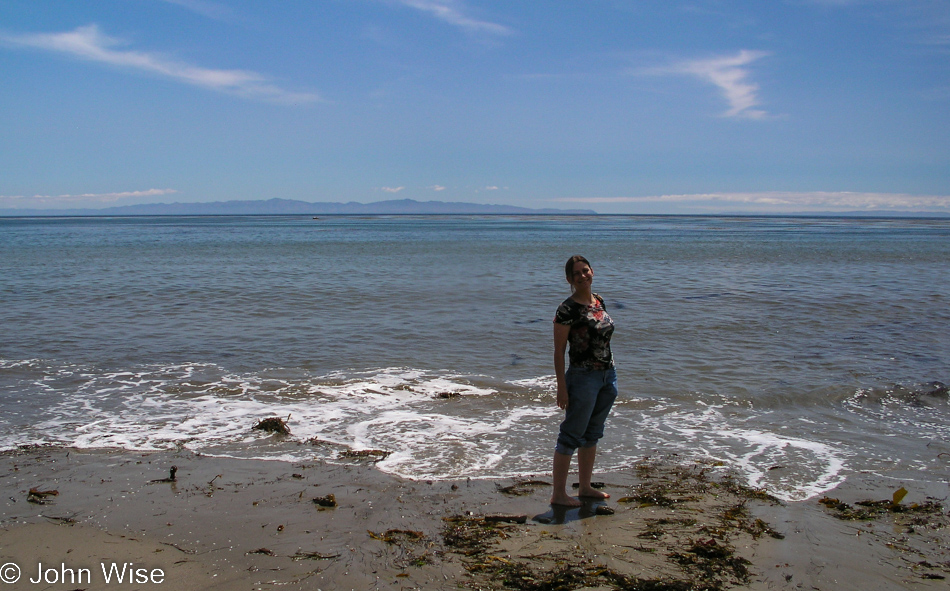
[554,293,615,370]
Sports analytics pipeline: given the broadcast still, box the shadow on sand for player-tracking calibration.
[532,499,610,524]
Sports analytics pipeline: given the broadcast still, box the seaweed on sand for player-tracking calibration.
[246,548,340,561]
[312,494,337,507]
[27,487,59,505]
[368,529,435,568]
[468,561,591,591]
[818,490,950,581]
[442,515,512,556]
[715,503,785,540]
[618,460,716,508]
[290,550,339,561]
[442,457,788,591]
[368,529,426,544]
[618,488,698,508]
[670,539,751,588]
[616,457,786,589]
[441,515,699,591]
[638,518,698,541]
[465,557,699,591]
[715,474,783,505]
[819,494,945,521]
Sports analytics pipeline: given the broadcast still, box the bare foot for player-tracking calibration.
[550,493,582,507]
[578,487,610,500]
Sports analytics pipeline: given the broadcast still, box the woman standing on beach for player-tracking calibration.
[551,255,617,507]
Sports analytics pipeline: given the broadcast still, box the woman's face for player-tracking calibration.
[568,261,593,290]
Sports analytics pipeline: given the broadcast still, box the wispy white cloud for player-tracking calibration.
[1,188,179,207]
[391,0,512,35]
[649,50,771,119]
[430,185,447,191]
[553,191,950,210]
[1,25,319,105]
[381,186,406,193]
[484,186,499,190]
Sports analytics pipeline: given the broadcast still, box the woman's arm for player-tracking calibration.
[553,323,570,409]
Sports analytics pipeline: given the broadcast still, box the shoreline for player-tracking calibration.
[1,446,947,590]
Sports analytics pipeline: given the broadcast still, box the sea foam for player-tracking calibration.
[0,359,852,501]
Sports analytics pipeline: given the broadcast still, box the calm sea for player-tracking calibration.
[1,215,948,501]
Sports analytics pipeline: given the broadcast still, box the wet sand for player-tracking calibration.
[0,446,947,590]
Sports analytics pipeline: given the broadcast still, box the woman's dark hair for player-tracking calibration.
[564,255,591,282]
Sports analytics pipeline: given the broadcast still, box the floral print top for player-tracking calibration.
[554,293,615,370]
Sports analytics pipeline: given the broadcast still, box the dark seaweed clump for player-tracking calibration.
[442,515,510,556]
[717,503,785,540]
[252,417,290,435]
[27,487,59,505]
[312,494,337,508]
[670,539,751,586]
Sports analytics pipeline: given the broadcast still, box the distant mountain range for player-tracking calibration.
[1,198,597,216]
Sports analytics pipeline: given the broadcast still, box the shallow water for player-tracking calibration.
[2,215,948,500]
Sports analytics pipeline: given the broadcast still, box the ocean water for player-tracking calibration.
[1,214,948,501]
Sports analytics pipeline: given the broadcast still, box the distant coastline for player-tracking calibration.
[2,198,949,218]
[0,198,597,217]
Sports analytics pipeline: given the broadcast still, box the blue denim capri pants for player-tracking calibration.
[555,366,618,456]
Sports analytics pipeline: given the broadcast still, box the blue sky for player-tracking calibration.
[1,0,948,214]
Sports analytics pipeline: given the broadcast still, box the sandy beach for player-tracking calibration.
[0,446,946,590]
